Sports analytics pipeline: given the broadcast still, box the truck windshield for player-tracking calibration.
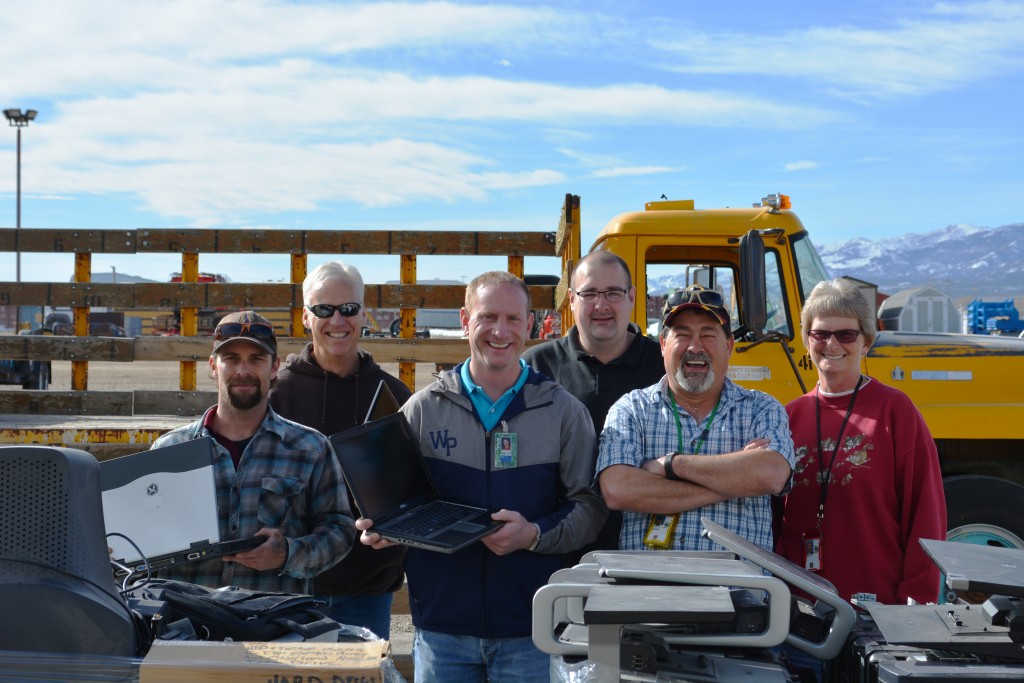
[791,232,830,304]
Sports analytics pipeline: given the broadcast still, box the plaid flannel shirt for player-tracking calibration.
[597,376,794,552]
[150,405,355,594]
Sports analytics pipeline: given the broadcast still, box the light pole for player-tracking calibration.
[4,108,36,283]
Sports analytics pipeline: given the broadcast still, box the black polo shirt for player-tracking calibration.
[522,323,665,433]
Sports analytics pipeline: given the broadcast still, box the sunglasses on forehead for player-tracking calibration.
[665,286,725,310]
[306,302,362,319]
[214,321,276,342]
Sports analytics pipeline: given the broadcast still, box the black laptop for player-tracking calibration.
[364,379,401,423]
[330,412,503,553]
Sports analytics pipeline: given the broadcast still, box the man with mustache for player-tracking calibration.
[597,285,795,551]
[150,311,355,593]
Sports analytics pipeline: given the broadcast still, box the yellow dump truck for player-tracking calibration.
[557,192,1024,550]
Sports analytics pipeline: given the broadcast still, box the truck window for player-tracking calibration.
[645,263,738,337]
[646,251,793,339]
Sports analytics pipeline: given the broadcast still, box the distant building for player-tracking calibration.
[877,285,961,333]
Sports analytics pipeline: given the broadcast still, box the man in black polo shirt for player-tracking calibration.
[522,251,664,551]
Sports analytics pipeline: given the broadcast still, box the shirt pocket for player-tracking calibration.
[257,476,307,530]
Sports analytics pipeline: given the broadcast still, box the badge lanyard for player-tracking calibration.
[644,397,720,549]
[813,376,863,530]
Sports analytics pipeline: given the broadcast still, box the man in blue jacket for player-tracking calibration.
[358,271,606,682]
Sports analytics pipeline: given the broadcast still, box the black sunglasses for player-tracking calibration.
[214,321,276,342]
[808,329,862,344]
[306,302,362,319]
[665,286,725,311]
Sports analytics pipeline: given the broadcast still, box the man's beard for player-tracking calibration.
[226,380,265,410]
[675,352,716,394]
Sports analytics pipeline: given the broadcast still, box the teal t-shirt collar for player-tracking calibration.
[460,358,529,432]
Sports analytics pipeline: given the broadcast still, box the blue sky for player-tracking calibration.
[1,0,1021,286]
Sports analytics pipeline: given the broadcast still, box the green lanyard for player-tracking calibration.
[670,396,721,455]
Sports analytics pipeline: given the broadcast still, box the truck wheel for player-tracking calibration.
[944,475,1024,550]
[22,361,51,390]
[390,319,401,337]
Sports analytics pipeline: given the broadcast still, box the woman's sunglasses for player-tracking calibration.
[807,329,862,344]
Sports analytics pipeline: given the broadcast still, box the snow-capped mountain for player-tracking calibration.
[647,222,1024,299]
[818,223,1024,297]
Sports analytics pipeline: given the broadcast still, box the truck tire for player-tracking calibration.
[21,360,50,390]
[944,475,1024,550]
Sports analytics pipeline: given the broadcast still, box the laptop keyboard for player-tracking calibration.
[388,501,473,536]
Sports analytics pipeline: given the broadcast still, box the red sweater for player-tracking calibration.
[778,378,947,604]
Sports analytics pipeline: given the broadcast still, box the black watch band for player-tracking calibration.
[664,453,681,481]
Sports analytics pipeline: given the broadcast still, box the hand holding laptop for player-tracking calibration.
[480,509,537,556]
[222,527,285,570]
[355,516,395,550]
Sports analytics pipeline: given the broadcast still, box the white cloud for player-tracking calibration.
[785,161,819,171]
[651,0,1024,101]
[592,166,675,178]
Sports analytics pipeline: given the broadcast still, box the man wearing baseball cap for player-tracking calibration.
[151,310,356,594]
[596,285,795,552]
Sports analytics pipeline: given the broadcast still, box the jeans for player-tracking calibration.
[316,592,393,641]
[414,628,550,682]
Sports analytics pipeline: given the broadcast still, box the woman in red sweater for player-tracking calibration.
[777,278,947,606]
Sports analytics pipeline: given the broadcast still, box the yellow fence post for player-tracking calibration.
[179,254,199,391]
[399,254,417,392]
[71,253,91,391]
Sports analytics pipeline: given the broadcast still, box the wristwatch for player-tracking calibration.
[529,523,542,551]
[664,452,681,481]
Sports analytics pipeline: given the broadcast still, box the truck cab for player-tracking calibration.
[572,193,1024,550]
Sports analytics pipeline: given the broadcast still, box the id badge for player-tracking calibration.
[802,530,823,573]
[643,513,678,549]
[493,432,517,469]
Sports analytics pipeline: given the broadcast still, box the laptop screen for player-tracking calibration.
[331,412,437,521]
[364,379,401,423]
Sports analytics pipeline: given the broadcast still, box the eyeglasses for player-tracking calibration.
[665,286,724,310]
[306,302,362,319]
[214,321,276,343]
[573,288,628,303]
[807,329,862,344]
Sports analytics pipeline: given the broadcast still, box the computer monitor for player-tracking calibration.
[0,446,137,655]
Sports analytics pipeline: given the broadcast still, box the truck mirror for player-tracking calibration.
[739,230,767,339]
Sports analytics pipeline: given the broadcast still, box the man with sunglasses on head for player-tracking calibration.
[151,311,355,594]
[523,251,664,554]
[268,260,412,640]
[597,285,795,552]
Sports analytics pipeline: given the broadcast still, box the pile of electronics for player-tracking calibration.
[533,518,1024,682]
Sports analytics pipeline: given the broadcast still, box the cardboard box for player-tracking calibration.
[140,640,388,683]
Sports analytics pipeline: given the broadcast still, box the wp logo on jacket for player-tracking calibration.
[429,430,458,457]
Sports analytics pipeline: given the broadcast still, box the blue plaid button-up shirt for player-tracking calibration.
[150,405,355,594]
[597,376,794,552]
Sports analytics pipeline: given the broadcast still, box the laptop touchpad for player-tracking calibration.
[450,521,486,532]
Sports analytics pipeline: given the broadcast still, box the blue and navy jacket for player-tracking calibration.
[400,364,606,638]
